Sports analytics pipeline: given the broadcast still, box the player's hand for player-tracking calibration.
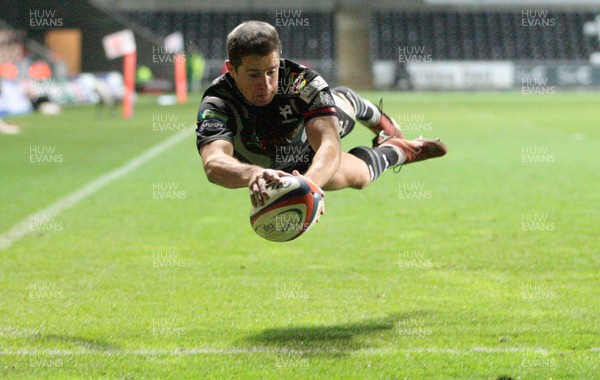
[292,170,325,219]
[249,168,290,208]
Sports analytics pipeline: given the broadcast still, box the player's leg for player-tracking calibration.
[332,86,403,140]
[323,152,370,190]
[323,138,447,190]
[326,87,447,191]
[331,90,356,138]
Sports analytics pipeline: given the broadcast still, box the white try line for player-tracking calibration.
[0,128,194,251]
[1,346,599,356]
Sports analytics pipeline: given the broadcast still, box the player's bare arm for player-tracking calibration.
[200,140,288,206]
[302,115,341,188]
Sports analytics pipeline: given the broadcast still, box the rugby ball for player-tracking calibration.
[250,176,324,242]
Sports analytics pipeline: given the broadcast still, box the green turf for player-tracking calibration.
[0,92,598,379]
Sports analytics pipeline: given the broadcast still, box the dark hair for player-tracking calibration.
[227,21,282,70]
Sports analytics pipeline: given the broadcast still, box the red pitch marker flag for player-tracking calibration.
[122,51,136,119]
[102,30,137,119]
[174,53,187,104]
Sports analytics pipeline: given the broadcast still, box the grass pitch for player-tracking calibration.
[0,92,598,379]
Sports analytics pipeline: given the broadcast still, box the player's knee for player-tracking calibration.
[332,86,352,97]
[351,172,371,190]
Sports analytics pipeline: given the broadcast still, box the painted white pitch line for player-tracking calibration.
[0,128,194,251]
[1,347,598,356]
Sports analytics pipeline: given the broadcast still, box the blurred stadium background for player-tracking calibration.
[3,0,600,116]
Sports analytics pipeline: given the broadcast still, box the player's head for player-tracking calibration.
[225,21,282,106]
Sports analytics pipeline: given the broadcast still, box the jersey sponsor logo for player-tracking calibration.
[200,109,229,123]
[300,76,328,103]
[197,120,226,137]
[281,117,299,125]
[200,121,224,131]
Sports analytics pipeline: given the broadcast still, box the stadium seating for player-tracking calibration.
[118,8,600,84]
[124,11,334,60]
[122,11,336,80]
[371,10,600,61]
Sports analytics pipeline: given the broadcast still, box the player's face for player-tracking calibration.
[228,51,280,107]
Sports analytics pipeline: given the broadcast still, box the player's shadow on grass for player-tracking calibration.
[244,313,409,356]
[35,334,121,352]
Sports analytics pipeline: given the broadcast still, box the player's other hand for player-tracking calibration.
[292,170,325,219]
[249,168,290,208]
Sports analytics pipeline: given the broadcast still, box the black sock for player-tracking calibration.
[349,146,399,182]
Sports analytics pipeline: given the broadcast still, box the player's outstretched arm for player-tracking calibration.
[303,115,342,187]
[200,140,288,206]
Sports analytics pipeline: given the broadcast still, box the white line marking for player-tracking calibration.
[1,347,598,356]
[0,128,194,251]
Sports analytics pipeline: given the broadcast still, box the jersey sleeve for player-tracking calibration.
[196,96,234,151]
[298,72,338,122]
